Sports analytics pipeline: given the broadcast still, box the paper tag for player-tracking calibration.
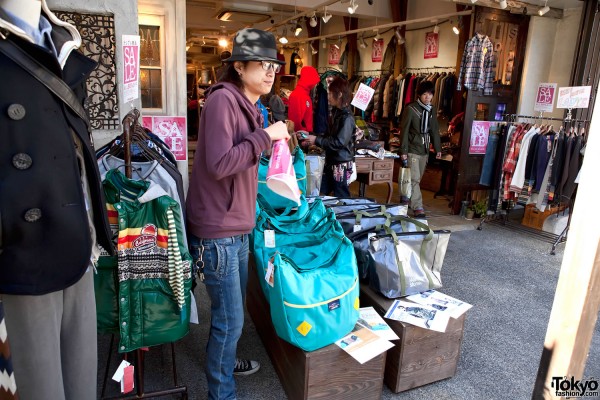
[264,230,276,248]
[353,224,362,233]
[121,365,135,394]
[367,233,376,240]
[112,360,131,382]
[370,237,380,252]
[265,260,275,287]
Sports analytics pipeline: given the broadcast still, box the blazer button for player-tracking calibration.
[7,104,26,120]
[12,153,33,170]
[24,208,42,222]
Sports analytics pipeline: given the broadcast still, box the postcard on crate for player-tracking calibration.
[335,326,394,364]
[406,289,472,319]
[384,300,449,332]
[358,307,400,341]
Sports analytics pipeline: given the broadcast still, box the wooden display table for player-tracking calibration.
[355,156,394,203]
[247,259,386,400]
[359,284,466,393]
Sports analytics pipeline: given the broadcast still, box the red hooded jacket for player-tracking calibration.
[288,66,320,132]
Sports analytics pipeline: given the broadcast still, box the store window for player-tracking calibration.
[139,20,164,111]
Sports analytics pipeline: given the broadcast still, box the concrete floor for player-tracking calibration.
[97,183,599,400]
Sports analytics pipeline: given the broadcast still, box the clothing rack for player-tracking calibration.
[100,109,188,400]
[404,66,455,71]
[477,116,583,254]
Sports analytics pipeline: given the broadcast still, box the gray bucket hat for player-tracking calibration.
[224,28,285,64]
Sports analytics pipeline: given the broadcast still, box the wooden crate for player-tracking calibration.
[247,259,386,400]
[360,284,466,393]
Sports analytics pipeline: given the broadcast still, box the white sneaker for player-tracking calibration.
[233,358,260,376]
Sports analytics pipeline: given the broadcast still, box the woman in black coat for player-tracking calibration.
[303,77,356,197]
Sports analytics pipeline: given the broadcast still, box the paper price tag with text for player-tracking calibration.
[112,360,131,382]
[265,260,275,287]
[264,230,276,248]
[351,83,375,111]
[121,365,135,394]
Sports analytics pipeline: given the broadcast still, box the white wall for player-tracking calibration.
[518,7,582,119]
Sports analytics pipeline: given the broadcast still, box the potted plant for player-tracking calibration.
[473,198,488,219]
[465,205,475,220]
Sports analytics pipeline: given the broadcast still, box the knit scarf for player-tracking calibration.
[417,99,432,152]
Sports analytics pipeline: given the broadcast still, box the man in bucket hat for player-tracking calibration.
[186,28,289,400]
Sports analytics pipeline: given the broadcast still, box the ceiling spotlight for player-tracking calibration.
[394,29,405,45]
[499,0,507,9]
[322,39,327,49]
[538,1,550,16]
[471,0,478,3]
[310,43,318,55]
[374,29,380,41]
[186,43,191,52]
[433,24,439,34]
[322,8,332,23]
[453,25,460,35]
[334,37,341,49]
[309,12,318,28]
[348,0,358,14]
[218,38,228,47]
[279,28,288,44]
[294,21,303,37]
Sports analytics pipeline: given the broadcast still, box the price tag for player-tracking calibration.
[264,230,276,248]
[353,224,362,233]
[112,360,131,382]
[265,260,275,287]
[121,365,135,394]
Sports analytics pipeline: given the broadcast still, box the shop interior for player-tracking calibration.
[181,0,589,226]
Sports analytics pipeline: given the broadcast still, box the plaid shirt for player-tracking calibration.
[457,34,496,95]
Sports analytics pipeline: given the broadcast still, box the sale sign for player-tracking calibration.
[534,83,557,112]
[351,83,375,111]
[469,121,491,155]
[424,32,439,59]
[122,35,140,103]
[328,44,340,65]
[372,39,383,62]
[142,116,187,161]
[556,86,592,109]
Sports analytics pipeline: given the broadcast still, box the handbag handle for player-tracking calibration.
[0,38,91,132]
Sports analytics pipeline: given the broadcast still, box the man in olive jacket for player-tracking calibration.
[0,2,114,398]
[399,81,442,218]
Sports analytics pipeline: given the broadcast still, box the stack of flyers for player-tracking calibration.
[357,307,399,341]
[406,290,472,319]
[335,326,395,364]
[384,300,450,332]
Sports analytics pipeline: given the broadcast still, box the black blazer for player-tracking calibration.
[0,34,114,295]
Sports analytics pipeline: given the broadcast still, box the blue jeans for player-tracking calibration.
[189,234,249,400]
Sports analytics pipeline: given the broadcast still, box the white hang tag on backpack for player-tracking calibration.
[265,260,275,287]
[353,224,362,233]
[265,230,276,248]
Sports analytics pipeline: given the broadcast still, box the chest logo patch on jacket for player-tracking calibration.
[306,100,310,108]
[132,224,158,252]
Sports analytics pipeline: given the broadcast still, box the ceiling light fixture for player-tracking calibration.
[433,24,440,34]
[453,25,460,34]
[309,12,318,28]
[186,43,191,52]
[334,37,341,49]
[348,0,358,14]
[359,34,367,49]
[322,39,327,49]
[202,36,206,46]
[471,0,478,3]
[279,28,289,44]
[499,0,508,9]
[310,42,318,55]
[538,0,550,16]
[218,38,228,47]
[294,21,303,36]
[374,29,380,41]
[394,28,405,45]
[322,7,332,23]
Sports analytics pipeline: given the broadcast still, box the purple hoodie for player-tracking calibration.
[186,82,271,238]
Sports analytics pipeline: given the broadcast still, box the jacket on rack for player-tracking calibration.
[186,81,271,239]
[399,101,441,156]
[0,7,114,295]
[315,106,355,165]
[96,169,192,352]
[288,66,320,132]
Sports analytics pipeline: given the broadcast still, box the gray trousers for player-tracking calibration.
[409,153,428,212]
[1,269,97,400]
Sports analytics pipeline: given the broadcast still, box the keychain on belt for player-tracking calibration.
[195,244,205,282]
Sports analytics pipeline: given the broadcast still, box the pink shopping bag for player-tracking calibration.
[266,139,301,206]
